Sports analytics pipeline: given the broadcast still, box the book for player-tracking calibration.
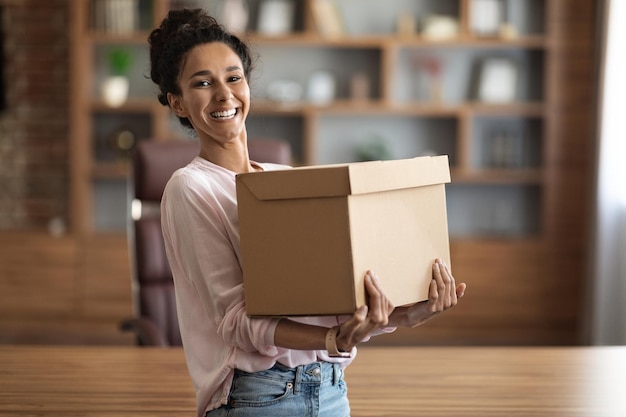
[309,0,344,38]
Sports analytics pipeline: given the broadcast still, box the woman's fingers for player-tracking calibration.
[432,260,445,310]
[364,271,393,324]
[456,282,467,298]
[364,271,381,322]
[432,258,457,311]
[442,261,457,305]
[339,305,367,349]
[339,271,393,349]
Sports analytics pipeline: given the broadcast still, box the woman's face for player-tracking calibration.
[169,42,250,146]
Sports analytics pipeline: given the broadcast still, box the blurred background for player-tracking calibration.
[0,0,623,346]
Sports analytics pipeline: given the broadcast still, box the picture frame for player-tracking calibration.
[477,57,519,103]
[257,0,295,36]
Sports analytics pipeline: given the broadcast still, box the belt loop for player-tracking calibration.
[293,364,303,394]
[332,363,340,386]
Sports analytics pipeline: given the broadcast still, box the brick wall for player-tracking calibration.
[0,1,69,231]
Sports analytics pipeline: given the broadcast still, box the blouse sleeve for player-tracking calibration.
[161,171,279,355]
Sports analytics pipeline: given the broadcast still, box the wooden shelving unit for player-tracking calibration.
[66,0,599,345]
[70,0,551,236]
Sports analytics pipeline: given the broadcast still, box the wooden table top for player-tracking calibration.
[0,345,625,417]
[349,346,626,417]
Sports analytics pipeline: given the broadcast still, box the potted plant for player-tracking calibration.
[101,48,132,107]
[355,134,393,162]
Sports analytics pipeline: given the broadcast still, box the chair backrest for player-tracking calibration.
[129,138,291,346]
[131,140,198,346]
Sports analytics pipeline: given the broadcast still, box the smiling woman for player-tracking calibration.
[148,8,464,417]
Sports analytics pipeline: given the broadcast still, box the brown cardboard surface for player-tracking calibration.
[237,156,451,317]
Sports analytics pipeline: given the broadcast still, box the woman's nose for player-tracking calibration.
[214,82,233,101]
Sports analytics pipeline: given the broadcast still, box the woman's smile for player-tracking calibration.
[210,108,238,120]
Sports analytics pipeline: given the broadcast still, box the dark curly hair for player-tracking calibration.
[148,8,254,129]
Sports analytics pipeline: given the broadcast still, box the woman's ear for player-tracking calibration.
[167,93,188,117]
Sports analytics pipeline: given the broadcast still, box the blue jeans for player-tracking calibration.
[206,361,350,417]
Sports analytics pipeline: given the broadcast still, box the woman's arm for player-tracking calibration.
[273,271,395,352]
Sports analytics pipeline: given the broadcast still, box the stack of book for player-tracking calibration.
[92,0,140,34]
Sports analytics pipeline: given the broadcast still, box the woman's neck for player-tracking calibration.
[198,137,256,174]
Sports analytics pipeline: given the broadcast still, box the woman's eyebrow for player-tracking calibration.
[189,70,211,79]
[189,66,242,79]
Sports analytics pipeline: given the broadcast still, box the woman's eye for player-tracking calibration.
[229,76,241,82]
[197,80,211,87]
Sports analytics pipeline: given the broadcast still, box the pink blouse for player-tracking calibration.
[161,157,361,416]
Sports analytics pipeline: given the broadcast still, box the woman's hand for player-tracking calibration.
[274,260,464,352]
[388,258,466,328]
[335,271,395,352]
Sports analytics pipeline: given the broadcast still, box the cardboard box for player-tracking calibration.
[236,156,451,317]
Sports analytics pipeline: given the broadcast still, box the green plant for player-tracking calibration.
[108,48,133,76]
[355,135,393,162]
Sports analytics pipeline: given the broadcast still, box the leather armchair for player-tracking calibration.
[121,138,291,346]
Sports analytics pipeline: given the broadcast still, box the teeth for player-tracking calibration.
[211,109,236,119]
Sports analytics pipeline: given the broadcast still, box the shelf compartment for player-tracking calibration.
[334,0,459,36]
[251,45,382,103]
[471,115,543,170]
[247,114,305,165]
[92,43,155,100]
[394,47,546,104]
[170,0,308,35]
[315,115,457,165]
[90,0,155,34]
[92,178,128,232]
[92,112,152,163]
[446,183,542,238]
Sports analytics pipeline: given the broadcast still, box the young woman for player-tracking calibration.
[150,8,466,417]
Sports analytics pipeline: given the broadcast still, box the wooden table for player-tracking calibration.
[350,346,626,417]
[0,345,625,416]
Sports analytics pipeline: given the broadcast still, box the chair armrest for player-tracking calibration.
[119,317,169,347]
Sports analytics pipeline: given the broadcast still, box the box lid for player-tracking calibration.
[237,155,450,201]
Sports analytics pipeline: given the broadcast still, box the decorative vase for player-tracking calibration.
[101,76,129,108]
[307,71,336,106]
[220,0,249,33]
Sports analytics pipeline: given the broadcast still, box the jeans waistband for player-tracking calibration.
[273,361,343,393]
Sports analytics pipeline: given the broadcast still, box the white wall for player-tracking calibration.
[590,0,626,345]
